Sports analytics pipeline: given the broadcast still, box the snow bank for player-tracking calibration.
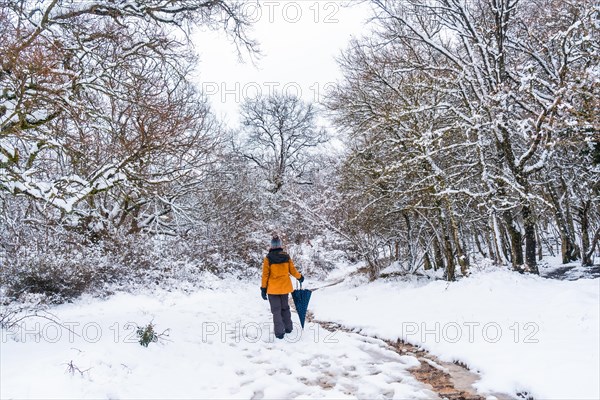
[312,268,600,399]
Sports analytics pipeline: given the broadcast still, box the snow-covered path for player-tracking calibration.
[3,266,598,399]
[1,281,435,399]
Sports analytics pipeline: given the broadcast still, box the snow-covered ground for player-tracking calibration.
[312,265,600,400]
[1,278,433,399]
[2,262,598,399]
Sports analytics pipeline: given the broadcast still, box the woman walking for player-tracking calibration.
[260,235,304,339]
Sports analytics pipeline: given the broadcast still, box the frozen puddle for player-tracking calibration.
[1,285,437,399]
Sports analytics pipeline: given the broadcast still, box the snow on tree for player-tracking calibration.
[0,0,254,235]
[327,0,599,277]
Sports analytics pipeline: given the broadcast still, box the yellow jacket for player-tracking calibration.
[261,250,301,295]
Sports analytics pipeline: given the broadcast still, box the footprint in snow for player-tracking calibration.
[250,390,264,400]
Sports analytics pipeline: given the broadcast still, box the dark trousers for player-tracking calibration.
[268,294,292,336]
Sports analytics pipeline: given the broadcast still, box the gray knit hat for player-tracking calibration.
[270,235,282,249]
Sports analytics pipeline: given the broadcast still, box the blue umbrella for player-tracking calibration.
[291,281,312,329]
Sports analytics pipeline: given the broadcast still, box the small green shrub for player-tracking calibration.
[136,323,159,347]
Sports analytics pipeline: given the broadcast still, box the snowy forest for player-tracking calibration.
[2,0,598,299]
[1,1,599,399]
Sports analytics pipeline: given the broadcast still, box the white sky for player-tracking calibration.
[192,1,373,127]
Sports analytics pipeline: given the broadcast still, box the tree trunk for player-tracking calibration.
[501,227,513,264]
[366,256,379,281]
[442,195,469,276]
[561,235,572,263]
[474,233,487,258]
[504,212,524,269]
[546,183,579,263]
[562,179,581,260]
[452,224,469,276]
[424,252,432,270]
[404,212,415,269]
[535,225,544,261]
[522,204,539,274]
[588,230,600,266]
[580,200,593,266]
[491,213,510,265]
[433,237,444,271]
[485,228,497,262]
[444,234,456,281]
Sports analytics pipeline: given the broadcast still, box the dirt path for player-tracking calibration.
[306,313,514,400]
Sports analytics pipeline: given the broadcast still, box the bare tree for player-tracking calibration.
[237,93,328,193]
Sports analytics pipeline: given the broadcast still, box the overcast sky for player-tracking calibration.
[192,1,373,127]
